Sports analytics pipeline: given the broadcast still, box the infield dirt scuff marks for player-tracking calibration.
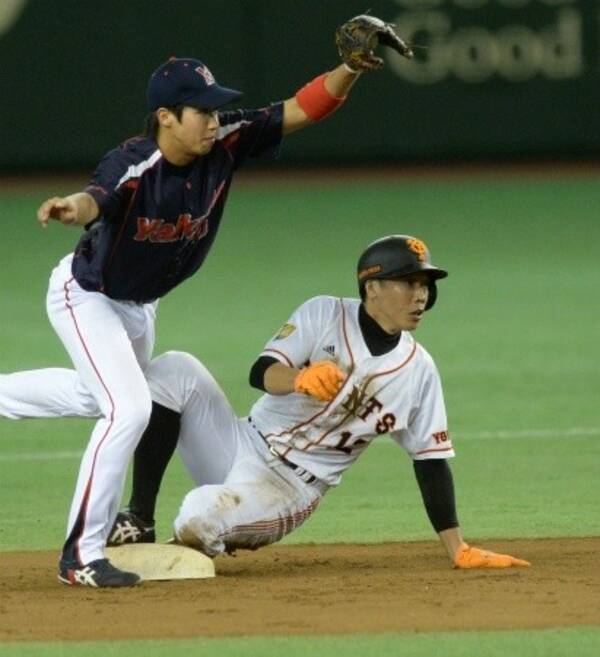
[1,537,599,642]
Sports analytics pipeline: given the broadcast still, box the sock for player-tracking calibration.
[128,402,181,524]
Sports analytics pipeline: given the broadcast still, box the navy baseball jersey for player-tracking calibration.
[72,103,284,302]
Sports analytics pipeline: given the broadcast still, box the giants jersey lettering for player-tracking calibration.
[72,104,283,302]
[249,296,454,486]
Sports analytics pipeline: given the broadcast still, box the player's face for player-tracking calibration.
[365,273,430,333]
[159,107,220,163]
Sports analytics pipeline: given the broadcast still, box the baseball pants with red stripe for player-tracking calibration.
[147,351,327,556]
[1,332,325,557]
[41,254,155,564]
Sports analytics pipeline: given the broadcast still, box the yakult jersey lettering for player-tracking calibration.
[250,296,454,486]
[72,105,283,302]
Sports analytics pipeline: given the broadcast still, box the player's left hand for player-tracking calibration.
[335,15,413,72]
[454,544,531,569]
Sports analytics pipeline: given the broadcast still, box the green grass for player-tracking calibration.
[1,173,599,653]
[1,628,599,657]
[1,429,597,550]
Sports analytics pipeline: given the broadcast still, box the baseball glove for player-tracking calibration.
[335,14,413,72]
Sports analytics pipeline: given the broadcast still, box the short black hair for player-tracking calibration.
[143,105,185,140]
[359,282,368,302]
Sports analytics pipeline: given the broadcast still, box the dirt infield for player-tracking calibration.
[0,537,598,642]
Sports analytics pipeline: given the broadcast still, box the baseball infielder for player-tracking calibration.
[3,236,529,577]
[0,17,415,587]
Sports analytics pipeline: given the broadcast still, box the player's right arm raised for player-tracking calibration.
[37,192,99,229]
[281,14,414,136]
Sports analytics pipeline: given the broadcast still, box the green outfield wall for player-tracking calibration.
[1,0,598,170]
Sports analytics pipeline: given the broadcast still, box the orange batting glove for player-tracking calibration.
[294,361,344,402]
[454,544,531,569]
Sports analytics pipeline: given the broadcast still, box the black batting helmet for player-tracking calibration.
[357,235,448,310]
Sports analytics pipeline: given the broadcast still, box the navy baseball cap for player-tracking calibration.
[146,57,243,111]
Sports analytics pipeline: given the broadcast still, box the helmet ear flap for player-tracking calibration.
[425,281,438,311]
[357,235,447,310]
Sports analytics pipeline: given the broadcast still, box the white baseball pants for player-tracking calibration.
[146,351,327,556]
[0,254,157,565]
[1,339,326,557]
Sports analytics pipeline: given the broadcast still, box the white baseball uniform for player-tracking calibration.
[158,295,454,555]
[0,295,453,557]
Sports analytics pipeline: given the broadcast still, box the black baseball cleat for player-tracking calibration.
[58,558,140,588]
[107,510,156,546]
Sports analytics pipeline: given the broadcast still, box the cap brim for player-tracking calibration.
[184,85,243,110]
[383,265,448,281]
[422,267,448,280]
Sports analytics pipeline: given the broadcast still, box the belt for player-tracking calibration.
[248,417,317,484]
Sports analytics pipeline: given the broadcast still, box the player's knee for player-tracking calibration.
[151,351,222,402]
[178,485,234,524]
[114,388,153,436]
[174,485,241,557]
[149,350,203,385]
[152,350,200,375]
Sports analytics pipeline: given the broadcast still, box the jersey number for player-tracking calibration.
[334,431,367,454]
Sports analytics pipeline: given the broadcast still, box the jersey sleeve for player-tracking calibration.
[258,296,334,369]
[217,102,284,169]
[391,351,455,460]
[84,145,139,219]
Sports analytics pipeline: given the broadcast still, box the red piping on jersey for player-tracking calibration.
[100,150,162,281]
[64,277,116,564]
[291,297,358,451]
[306,308,418,449]
[103,181,141,278]
[86,184,109,197]
[262,348,293,368]
[262,298,353,452]
[223,132,240,149]
[340,297,355,370]
[220,132,239,161]
[415,446,454,456]
[361,339,418,384]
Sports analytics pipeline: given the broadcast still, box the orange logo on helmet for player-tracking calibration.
[406,238,428,261]
[358,264,382,280]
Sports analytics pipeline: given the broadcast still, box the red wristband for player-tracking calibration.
[295,73,346,122]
